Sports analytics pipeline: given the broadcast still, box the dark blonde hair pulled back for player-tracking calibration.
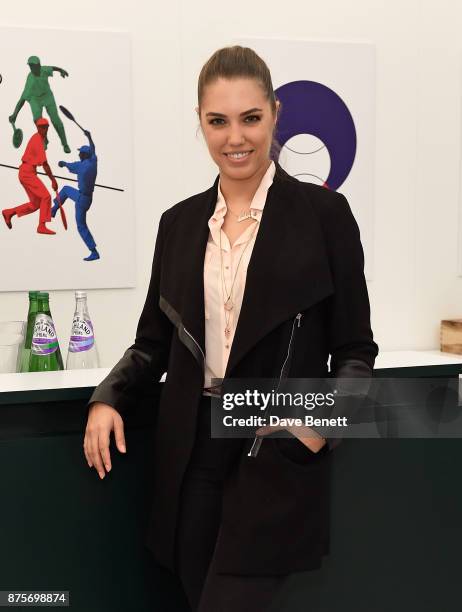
[197,45,280,158]
[197,45,278,116]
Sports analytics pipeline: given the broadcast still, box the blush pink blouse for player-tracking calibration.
[203,161,276,388]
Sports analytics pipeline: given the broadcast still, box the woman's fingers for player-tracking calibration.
[113,416,127,454]
[98,430,112,474]
[83,437,92,468]
[255,423,326,452]
[90,431,106,479]
[255,424,285,436]
[84,405,126,479]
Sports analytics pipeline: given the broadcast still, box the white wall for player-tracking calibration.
[1,0,461,367]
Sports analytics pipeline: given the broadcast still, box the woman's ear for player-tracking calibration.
[195,107,203,138]
[275,100,281,124]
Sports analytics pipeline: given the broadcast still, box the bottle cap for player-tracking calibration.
[75,291,87,299]
[37,291,49,298]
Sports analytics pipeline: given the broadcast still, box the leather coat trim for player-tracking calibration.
[128,346,152,367]
[333,358,373,378]
[159,295,205,371]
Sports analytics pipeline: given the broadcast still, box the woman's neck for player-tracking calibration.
[219,159,272,206]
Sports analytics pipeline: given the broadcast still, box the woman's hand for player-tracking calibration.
[255,423,327,453]
[84,402,126,479]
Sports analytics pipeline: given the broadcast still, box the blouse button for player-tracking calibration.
[225,344,230,349]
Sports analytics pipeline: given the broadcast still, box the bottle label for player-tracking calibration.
[31,314,59,355]
[69,316,94,353]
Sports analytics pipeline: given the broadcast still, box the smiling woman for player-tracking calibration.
[197,50,279,187]
[194,51,282,253]
[84,45,378,612]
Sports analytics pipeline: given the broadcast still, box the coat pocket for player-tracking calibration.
[271,436,329,469]
[214,435,330,575]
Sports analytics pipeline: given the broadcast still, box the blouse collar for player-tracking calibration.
[208,160,276,238]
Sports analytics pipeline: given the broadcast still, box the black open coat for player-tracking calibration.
[89,163,378,576]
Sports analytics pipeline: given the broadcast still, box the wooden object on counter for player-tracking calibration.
[441,319,462,354]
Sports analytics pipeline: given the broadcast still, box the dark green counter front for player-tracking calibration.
[0,384,189,612]
[1,361,462,611]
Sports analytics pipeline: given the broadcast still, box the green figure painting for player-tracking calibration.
[9,56,71,153]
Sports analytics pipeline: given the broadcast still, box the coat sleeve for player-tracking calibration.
[321,192,379,450]
[87,212,173,416]
[324,192,378,376]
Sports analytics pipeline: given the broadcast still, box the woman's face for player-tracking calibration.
[198,77,278,181]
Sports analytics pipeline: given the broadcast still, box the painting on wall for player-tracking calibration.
[238,38,376,279]
[0,27,135,291]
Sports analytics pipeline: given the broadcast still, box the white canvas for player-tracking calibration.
[237,38,376,279]
[0,27,135,291]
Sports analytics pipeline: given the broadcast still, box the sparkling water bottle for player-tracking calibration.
[20,291,39,372]
[29,292,64,372]
[66,291,100,369]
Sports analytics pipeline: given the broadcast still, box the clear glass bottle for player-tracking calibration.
[66,291,100,369]
[20,291,39,372]
[28,292,64,372]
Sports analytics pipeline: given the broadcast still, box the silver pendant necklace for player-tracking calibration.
[236,210,253,222]
[219,225,258,338]
[227,205,257,223]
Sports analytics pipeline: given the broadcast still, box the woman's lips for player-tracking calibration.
[224,150,253,163]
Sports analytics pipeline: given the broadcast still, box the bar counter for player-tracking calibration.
[1,351,462,611]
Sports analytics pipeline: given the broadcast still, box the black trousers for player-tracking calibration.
[174,394,318,612]
[176,396,285,612]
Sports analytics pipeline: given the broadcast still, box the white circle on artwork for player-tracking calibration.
[278,134,331,186]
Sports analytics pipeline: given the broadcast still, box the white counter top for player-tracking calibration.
[0,351,461,394]
[0,368,111,394]
[374,350,462,369]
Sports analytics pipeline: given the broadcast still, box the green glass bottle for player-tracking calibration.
[20,291,39,373]
[28,292,64,372]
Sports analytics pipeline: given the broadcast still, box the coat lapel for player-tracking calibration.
[224,165,334,377]
[160,177,218,362]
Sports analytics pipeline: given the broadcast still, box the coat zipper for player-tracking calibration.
[247,312,303,458]
[277,313,303,385]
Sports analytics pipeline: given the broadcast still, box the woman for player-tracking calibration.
[84,45,378,611]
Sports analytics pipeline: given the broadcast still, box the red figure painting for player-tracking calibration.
[2,118,58,235]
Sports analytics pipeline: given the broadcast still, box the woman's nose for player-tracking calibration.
[226,124,246,146]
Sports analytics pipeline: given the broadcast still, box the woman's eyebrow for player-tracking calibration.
[205,107,263,118]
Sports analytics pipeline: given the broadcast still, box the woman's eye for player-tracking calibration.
[208,115,261,126]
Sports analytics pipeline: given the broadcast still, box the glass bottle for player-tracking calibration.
[66,291,100,369]
[28,292,64,372]
[20,291,39,372]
